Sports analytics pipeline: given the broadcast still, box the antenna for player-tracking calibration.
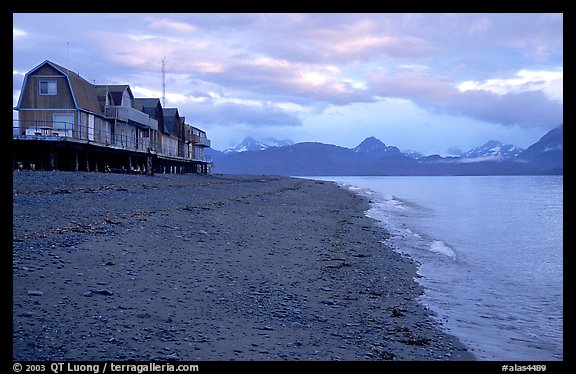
[161,49,166,107]
[66,14,71,71]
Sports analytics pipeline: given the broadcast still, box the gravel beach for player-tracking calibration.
[12,171,474,361]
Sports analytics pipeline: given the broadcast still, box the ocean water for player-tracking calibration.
[313,176,563,361]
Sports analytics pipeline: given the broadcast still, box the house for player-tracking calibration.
[133,97,165,154]
[162,108,184,158]
[15,60,107,141]
[13,60,211,174]
[185,124,211,174]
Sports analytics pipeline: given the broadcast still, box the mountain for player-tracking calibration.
[209,126,562,176]
[224,137,294,153]
[517,124,563,173]
[402,150,424,159]
[352,136,401,158]
[447,146,464,156]
[461,140,524,160]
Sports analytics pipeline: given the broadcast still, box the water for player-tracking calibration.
[313,176,563,361]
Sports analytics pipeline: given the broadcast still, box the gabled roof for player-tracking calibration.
[94,84,132,106]
[163,108,181,135]
[163,108,179,117]
[35,60,103,114]
[134,98,162,109]
[134,98,163,120]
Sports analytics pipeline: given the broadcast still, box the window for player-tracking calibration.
[39,80,57,95]
[53,113,74,130]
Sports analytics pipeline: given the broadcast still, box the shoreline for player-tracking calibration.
[13,171,474,361]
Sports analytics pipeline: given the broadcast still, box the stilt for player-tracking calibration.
[49,146,56,170]
[74,148,79,171]
[146,156,154,176]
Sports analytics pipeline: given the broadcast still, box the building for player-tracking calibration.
[13,60,212,174]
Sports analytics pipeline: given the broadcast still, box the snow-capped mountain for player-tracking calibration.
[352,136,402,158]
[402,149,424,159]
[224,137,294,153]
[461,140,523,160]
[210,126,562,175]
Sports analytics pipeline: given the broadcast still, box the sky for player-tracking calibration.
[13,13,563,155]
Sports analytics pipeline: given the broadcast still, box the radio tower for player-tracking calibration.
[161,53,166,107]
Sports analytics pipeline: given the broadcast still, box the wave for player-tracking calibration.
[429,240,456,259]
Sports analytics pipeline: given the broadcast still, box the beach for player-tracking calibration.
[12,171,474,361]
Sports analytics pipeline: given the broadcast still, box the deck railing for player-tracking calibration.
[13,120,212,162]
[192,134,211,147]
[13,119,212,163]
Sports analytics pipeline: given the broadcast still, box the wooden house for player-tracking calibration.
[13,60,212,174]
[133,98,164,154]
[183,123,211,173]
[15,60,108,140]
[162,108,185,158]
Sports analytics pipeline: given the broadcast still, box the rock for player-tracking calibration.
[93,289,113,296]
[84,289,113,297]
[290,322,306,328]
[27,290,44,296]
[321,298,336,305]
[258,326,275,331]
[391,308,405,317]
[152,353,179,361]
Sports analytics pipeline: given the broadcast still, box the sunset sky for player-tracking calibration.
[13,13,563,155]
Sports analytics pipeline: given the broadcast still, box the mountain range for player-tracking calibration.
[224,137,295,153]
[207,125,563,176]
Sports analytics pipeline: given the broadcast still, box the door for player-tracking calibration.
[88,114,95,141]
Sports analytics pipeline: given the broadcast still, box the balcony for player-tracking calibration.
[105,106,150,129]
[192,134,211,147]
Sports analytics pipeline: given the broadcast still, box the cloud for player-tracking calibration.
[443,89,563,127]
[13,28,27,38]
[248,14,437,65]
[458,69,563,102]
[196,57,374,106]
[146,18,197,33]
[186,100,303,127]
[369,71,458,102]
[89,30,229,74]
[368,71,563,127]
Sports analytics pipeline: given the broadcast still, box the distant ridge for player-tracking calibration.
[461,140,524,160]
[207,125,563,176]
[224,137,294,153]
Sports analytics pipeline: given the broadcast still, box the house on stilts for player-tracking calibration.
[13,60,212,175]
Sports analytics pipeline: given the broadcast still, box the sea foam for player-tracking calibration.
[429,240,456,259]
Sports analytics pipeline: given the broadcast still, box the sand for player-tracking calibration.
[12,171,474,361]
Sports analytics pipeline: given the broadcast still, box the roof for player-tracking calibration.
[134,98,164,123]
[134,98,162,109]
[44,60,103,114]
[94,84,132,106]
[163,108,181,135]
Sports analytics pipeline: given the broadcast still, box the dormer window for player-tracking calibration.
[39,80,57,95]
